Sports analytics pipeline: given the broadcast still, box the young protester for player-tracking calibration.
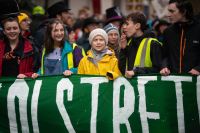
[103,23,120,59]
[0,0,20,41]
[32,19,83,78]
[119,12,163,78]
[78,28,121,80]
[0,17,36,78]
[160,0,200,76]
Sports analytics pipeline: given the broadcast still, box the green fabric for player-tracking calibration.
[0,75,199,133]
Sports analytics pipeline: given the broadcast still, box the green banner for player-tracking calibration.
[0,75,200,133]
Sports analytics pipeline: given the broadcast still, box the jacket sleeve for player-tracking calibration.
[118,48,128,75]
[70,46,85,74]
[73,46,84,67]
[77,59,85,74]
[161,30,169,68]
[23,72,34,77]
[106,59,122,80]
[69,68,78,74]
[150,40,163,72]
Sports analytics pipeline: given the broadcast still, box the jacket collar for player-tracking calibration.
[175,19,194,27]
[62,41,73,55]
[87,49,114,63]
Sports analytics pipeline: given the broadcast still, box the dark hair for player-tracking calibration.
[1,17,19,30]
[169,0,194,20]
[0,17,21,46]
[126,12,147,32]
[44,18,66,55]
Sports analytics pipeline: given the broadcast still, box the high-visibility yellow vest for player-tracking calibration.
[41,43,85,74]
[41,48,46,75]
[126,38,161,69]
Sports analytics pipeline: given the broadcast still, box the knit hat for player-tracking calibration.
[103,23,119,34]
[89,28,108,45]
[18,13,29,23]
[32,6,45,15]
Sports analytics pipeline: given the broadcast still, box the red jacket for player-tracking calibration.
[0,39,34,77]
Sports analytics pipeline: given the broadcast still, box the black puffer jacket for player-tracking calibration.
[162,19,200,73]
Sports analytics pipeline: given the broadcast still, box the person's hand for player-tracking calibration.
[32,73,39,79]
[63,70,73,76]
[120,32,127,49]
[188,69,200,75]
[160,67,170,76]
[125,70,135,78]
[17,74,27,79]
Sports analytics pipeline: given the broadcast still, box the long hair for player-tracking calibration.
[44,18,66,55]
[169,0,194,20]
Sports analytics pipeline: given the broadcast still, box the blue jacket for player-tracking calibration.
[38,41,80,75]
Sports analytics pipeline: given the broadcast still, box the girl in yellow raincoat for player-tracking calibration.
[78,28,121,80]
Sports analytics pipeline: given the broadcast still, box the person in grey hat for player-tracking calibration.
[78,28,121,80]
[103,23,120,58]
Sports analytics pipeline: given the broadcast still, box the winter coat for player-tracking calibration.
[78,49,121,80]
[162,20,200,73]
[0,38,35,77]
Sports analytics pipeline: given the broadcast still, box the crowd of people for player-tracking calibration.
[0,0,199,80]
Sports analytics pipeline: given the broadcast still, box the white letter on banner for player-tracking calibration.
[31,80,42,133]
[0,83,2,91]
[56,78,75,133]
[162,76,192,133]
[113,77,135,133]
[81,77,108,133]
[138,76,160,133]
[7,79,30,133]
[197,76,200,123]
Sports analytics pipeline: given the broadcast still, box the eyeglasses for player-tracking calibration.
[21,19,32,24]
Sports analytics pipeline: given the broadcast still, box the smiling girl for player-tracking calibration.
[32,19,83,78]
[0,17,36,78]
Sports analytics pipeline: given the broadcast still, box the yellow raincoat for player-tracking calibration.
[78,50,121,80]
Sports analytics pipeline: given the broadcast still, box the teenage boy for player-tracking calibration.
[119,12,163,78]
